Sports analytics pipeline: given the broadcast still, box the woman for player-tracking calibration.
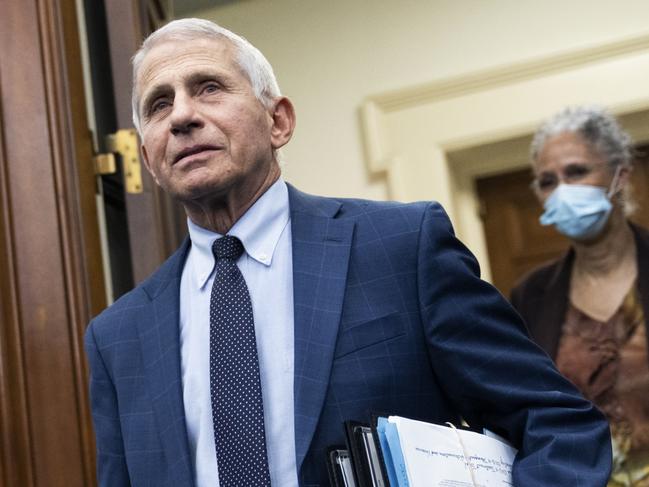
[511,106,649,486]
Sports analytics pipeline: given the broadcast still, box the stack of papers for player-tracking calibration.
[328,415,517,487]
[377,416,517,487]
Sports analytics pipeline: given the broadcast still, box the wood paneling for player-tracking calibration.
[0,93,35,487]
[0,1,188,484]
[0,0,105,485]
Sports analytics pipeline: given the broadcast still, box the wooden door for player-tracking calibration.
[0,1,184,485]
[0,1,105,485]
[477,145,649,297]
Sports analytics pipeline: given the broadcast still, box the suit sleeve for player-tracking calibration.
[85,321,132,487]
[416,202,611,486]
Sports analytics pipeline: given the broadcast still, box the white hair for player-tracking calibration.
[131,18,281,133]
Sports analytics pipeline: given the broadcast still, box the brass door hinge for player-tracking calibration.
[93,128,143,194]
[94,153,116,175]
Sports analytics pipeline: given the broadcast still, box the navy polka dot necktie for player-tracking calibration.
[210,236,271,487]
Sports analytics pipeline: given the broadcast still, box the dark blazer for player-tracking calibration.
[511,223,649,360]
[86,185,612,486]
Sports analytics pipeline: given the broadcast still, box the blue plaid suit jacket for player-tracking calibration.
[85,185,612,486]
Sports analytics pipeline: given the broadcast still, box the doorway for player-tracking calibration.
[83,0,186,301]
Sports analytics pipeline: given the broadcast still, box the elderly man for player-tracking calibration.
[85,18,612,487]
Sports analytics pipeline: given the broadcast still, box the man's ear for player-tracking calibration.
[140,144,160,186]
[269,97,296,150]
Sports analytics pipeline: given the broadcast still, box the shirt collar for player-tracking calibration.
[186,178,290,290]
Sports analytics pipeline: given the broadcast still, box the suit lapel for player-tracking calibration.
[137,239,195,486]
[288,186,354,470]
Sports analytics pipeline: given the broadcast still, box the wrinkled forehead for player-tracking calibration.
[135,36,239,97]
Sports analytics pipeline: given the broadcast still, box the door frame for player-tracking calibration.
[96,0,185,297]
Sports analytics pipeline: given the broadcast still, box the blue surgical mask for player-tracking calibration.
[539,184,612,240]
[539,166,621,240]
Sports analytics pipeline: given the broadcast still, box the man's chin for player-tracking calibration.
[170,183,230,206]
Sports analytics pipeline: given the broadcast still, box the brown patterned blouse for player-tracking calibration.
[556,285,649,486]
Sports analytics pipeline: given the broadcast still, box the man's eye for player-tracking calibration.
[150,100,170,114]
[202,83,220,94]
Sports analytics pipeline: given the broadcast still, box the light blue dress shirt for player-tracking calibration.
[179,179,298,487]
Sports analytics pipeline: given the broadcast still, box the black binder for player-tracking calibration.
[340,420,388,487]
[326,447,358,487]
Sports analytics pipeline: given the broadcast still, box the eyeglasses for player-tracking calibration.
[530,162,609,194]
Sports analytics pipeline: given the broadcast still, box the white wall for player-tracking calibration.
[187,0,649,200]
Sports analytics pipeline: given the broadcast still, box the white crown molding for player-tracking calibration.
[365,31,649,113]
[360,31,649,174]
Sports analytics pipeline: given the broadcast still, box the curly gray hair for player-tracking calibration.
[530,105,633,170]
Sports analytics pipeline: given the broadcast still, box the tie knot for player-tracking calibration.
[212,236,244,261]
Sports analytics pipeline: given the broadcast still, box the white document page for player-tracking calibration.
[390,416,517,487]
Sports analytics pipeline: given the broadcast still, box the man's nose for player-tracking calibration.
[169,94,203,136]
